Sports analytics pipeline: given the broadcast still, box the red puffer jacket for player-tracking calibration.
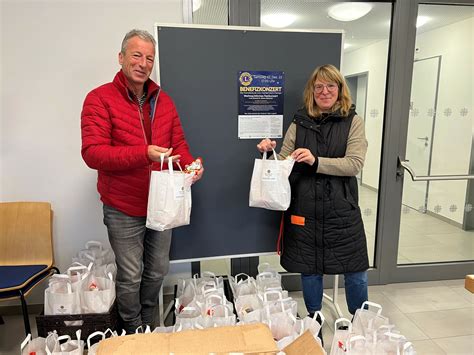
[81,71,194,217]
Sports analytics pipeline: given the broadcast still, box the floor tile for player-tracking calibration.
[387,312,430,341]
[399,244,472,263]
[406,308,474,338]
[0,314,37,355]
[433,335,474,355]
[428,233,474,251]
[365,293,403,316]
[450,287,474,304]
[384,280,451,290]
[368,284,386,293]
[410,339,447,355]
[383,286,472,313]
[443,279,467,288]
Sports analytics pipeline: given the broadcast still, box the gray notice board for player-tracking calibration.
[156,25,342,261]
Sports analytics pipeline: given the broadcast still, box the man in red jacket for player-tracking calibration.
[81,29,203,333]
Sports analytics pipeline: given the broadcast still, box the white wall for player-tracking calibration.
[416,17,473,223]
[1,0,190,304]
[343,16,473,225]
[343,40,389,190]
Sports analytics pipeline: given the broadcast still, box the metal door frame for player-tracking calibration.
[378,0,474,284]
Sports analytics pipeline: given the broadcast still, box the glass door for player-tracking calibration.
[398,3,474,265]
[402,56,439,213]
[257,0,394,280]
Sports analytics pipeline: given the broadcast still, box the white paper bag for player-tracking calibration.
[352,301,389,337]
[81,273,115,314]
[249,150,295,211]
[44,281,81,315]
[45,330,84,355]
[330,318,353,355]
[146,156,193,231]
[21,334,47,355]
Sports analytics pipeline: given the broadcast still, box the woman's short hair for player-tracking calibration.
[303,64,352,118]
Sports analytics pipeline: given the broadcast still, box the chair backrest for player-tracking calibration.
[0,202,54,266]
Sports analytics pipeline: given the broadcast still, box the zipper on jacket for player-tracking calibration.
[137,105,153,179]
[138,106,148,145]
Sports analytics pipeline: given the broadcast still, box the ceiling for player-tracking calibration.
[193,1,473,53]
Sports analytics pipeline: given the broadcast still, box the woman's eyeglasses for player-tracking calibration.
[314,83,338,94]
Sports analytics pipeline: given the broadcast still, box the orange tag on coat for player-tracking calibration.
[291,215,305,226]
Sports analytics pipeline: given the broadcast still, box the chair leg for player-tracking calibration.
[19,290,31,336]
[0,315,4,325]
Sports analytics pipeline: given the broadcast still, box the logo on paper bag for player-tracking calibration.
[262,168,276,181]
[174,185,185,200]
[57,305,69,314]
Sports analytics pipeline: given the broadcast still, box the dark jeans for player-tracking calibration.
[301,271,368,315]
[103,204,172,333]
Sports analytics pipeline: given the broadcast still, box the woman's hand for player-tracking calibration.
[292,148,316,166]
[256,138,277,153]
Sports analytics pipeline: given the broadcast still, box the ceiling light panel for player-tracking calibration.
[328,2,373,22]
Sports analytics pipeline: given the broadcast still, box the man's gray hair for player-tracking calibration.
[121,29,156,54]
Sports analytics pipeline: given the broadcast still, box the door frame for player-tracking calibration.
[345,71,369,186]
[378,0,474,284]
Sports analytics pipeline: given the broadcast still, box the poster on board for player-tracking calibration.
[238,70,284,139]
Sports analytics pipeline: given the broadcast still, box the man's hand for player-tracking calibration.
[292,148,316,166]
[256,138,277,153]
[191,167,204,185]
[147,146,181,163]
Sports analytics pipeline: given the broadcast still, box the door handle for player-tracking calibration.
[416,136,429,141]
[397,158,474,181]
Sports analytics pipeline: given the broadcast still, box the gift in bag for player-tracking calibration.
[21,334,47,355]
[330,318,353,355]
[81,273,116,314]
[146,156,193,231]
[235,292,263,323]
[229,273,257,298]
[249,150,295,211]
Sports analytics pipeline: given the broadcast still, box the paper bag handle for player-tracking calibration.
[361,301,383,315]
[85,241,104,251]
[87,331,105,349]
[335,317,352,332]
[262,148,278,161]
[20,334,31,351]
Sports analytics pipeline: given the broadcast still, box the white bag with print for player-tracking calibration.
[44,279,81,315]
[249,150,295,211]
[81,273,115,314]
[146,156,193,231]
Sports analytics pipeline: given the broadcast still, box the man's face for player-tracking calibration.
[119,36,155,90]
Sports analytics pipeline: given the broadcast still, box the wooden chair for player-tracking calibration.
[0,202,59,335]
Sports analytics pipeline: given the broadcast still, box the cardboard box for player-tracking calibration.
[283,330,325,355]
[97,323,279,354]
[465,275,474,293]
